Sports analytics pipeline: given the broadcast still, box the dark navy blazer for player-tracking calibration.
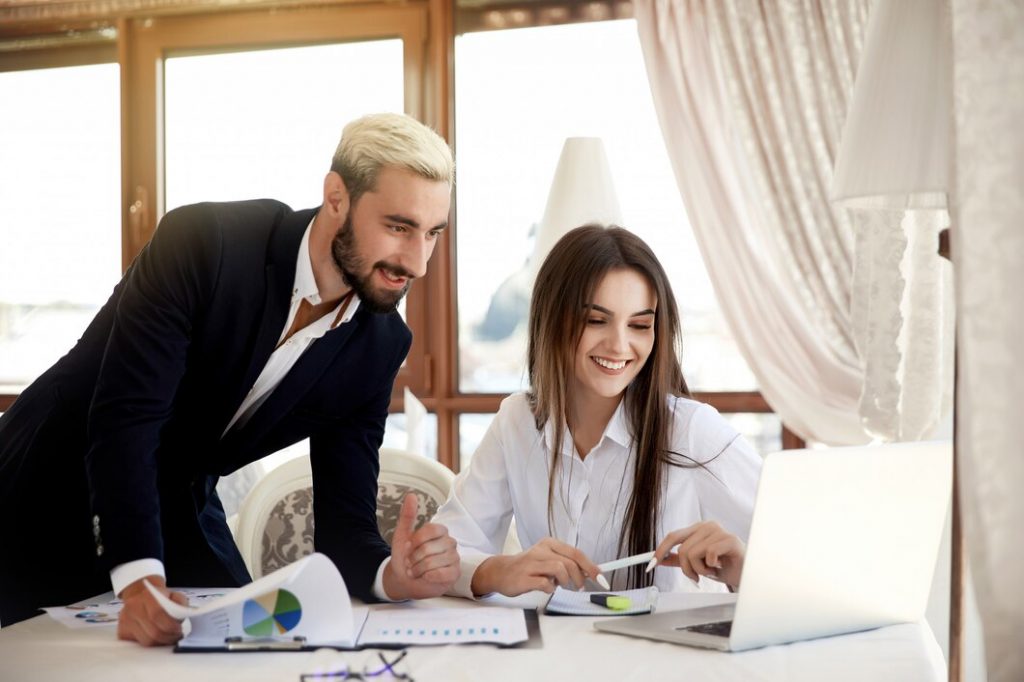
[0,200,407,615]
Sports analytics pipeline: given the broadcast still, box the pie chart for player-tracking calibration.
[242,589,302,636]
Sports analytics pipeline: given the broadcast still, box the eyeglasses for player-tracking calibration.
[300,650,413,681]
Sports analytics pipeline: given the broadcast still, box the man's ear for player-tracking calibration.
[323,171,350,220]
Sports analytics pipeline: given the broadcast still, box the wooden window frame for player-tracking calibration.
[120,1,434,395]
[0,0,804,464]
[424,2,803,470]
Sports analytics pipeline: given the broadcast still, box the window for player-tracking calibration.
[1,1,797,463]
[164,40,404,213]
[125,2,431,392]
[458,413,496,471]
[448,16,783,466]
[162,40,406,319]
[0,60,121,394]
[455,20,754,394]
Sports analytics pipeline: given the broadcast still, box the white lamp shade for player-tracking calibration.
[531,137,623,275]
[831,0,952,210]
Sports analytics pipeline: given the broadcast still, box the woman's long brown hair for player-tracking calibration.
[527,225,690,588]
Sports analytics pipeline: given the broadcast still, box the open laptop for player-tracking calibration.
[594,441,951,651]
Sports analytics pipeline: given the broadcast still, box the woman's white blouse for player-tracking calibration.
[432,393,763,597]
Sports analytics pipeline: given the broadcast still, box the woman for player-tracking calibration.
[433,225,762,597]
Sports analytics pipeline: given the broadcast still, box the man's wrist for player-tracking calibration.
[381,559,406,601]
[374,557,406,602]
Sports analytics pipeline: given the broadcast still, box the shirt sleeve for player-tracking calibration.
[679,400,763,542]
[310,366,402,604]
[431,401,517,598]
[371,557,410,602]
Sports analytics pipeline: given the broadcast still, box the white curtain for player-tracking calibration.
[848,209,954,440]
[951,1,1024,679]
[634,0,952,444]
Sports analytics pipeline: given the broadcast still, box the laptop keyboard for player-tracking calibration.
[681,620,733,637]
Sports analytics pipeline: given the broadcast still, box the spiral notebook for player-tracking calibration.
[544,587,659,616]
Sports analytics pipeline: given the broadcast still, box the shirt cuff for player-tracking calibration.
[372,557,407,602]
[451,550,492,599]
[110,558,166,598]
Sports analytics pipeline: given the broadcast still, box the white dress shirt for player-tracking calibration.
[222,223,360,434]
[432,392,763,598]
[112,220,395,601]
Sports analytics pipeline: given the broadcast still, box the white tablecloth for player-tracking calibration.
[0,592,946,682]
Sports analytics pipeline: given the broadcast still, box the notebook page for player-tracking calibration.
[544,587,659,616]
[357,606,528,646]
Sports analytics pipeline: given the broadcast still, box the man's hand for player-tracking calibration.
[117,575,188,646]
[653,521,746,590]
[382,493,460,600]
[471,538,603,597]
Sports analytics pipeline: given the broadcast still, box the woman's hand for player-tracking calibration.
[470,538,602,597]
[653,521,745,590]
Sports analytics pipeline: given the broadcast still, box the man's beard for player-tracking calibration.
[330,214,414,314]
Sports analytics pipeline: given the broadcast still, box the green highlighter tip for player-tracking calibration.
[590,594,632,611]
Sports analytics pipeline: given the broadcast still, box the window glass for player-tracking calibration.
[0,63,121,391]
[722,412,782,456]
[454,20,756,394]
[164,40,406,328]
[164,40,405,213]
[383,412,439,461]
[458,412,497,471]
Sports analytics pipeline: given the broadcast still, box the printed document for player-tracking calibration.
[145,553,527,649]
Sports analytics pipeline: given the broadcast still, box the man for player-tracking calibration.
[0,113,460,644]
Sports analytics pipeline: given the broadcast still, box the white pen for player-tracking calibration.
[596,550,657,575]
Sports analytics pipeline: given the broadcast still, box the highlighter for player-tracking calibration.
[590,593,632,611]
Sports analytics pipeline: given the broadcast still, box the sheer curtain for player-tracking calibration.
[951,1,1024,678]
[634,0,952,444]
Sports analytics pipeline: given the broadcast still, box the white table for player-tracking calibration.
[0,592,946,681]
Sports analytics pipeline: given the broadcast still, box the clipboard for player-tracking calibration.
[173,609,543,653]
[156,555,543,653]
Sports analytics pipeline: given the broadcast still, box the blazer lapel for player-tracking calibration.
[223,207,315,432]
[229,315,361,450]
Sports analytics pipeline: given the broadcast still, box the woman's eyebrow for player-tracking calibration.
[583,304,656,316]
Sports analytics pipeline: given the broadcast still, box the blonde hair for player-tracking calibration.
[331,113,454,202]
